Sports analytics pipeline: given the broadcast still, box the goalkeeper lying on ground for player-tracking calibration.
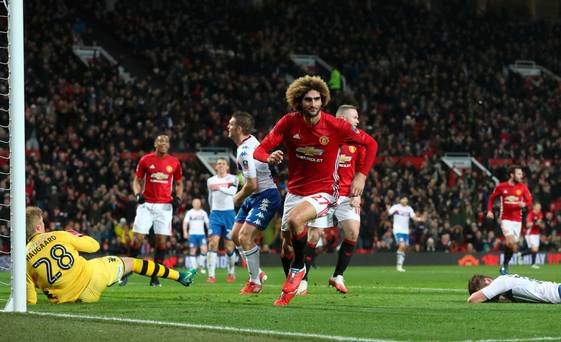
[25,206,196,304]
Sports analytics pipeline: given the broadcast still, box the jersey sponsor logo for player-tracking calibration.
[504,195,520,204]
[166,165,173,173]
[348,146,356,153]
[150,172,170,183]
[319,136,329,145]
[295,146,324,156]
[295,146,324,163]
[338,154,353,168]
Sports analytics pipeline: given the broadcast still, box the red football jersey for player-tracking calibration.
[526,210,543,235]
[337,143,366,197]
[136,152,182,203]
[254,111,377,196]
[487,181,532,222]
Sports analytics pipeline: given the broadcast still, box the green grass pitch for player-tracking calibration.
[1,264,560,341]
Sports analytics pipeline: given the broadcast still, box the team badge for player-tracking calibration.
[516,190,522,196]
[319,136,329,145]
[349,146,356,153]
[166,165,173,173]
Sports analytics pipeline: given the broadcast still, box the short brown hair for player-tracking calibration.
[468,274,488,295]
[335,104,357,118]
[508,165,522,178]
[286,75,331,112]
[232,111,254,135]
[26,206,43,239]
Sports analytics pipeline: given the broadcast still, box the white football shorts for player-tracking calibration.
[281,192,335,232]
[501,219,522,241]
[133,202,173,236]
[308,196,360,229]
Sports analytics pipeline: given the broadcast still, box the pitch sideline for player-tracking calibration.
[27,310,397,342]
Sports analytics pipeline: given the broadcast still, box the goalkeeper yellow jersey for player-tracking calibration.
[26,231,100,304]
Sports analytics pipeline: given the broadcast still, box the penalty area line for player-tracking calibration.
[28,311,397,342]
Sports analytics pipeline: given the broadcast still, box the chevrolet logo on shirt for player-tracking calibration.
[339,154,352,163]
[296,146,324,156]
[151,172,170,180]
[504,195,520,204]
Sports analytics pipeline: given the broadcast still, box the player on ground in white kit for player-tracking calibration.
[468,274,561,304]
[207,158,239,283]
[303,104,366,295]
[388,196,420,272]
[128,134,183,287]
[227,111,281,294]
[183,198,209,274]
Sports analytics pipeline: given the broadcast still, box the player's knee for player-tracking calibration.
[287,214,305,230]
[345,229,359,241]
[308,229,320,244]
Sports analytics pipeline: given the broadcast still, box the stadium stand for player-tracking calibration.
[9,0,560,259]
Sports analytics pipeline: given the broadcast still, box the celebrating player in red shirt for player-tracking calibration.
[486,165,532,274]
[128,134,183,287]
[300,104,366,295]
[253,76,378,306]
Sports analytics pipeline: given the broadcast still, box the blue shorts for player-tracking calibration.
[236,188,281,230]
[209,210,235,240]
[188,234,207,248]
[394,233,409,246]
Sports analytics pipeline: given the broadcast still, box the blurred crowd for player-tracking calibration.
[2,0,561,257]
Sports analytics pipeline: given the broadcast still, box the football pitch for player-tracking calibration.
[1,265,560,341]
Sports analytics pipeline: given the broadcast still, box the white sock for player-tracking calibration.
[208,251,217,278]
[189,255,198,269]
[243,245,261,285]
[397,251,405,267]
[184,256,189,268]
[227,251,236,275]
[236,245,247,265]
[199,253,207,270]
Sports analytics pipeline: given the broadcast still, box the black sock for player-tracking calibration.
[153,247,166,280]
[531,251,537,265]
[303,242,317,280]
[503,248,513,267]
[280,251,293,277]
[129,243,141,258]
[291,228,308,269]
[334,239,356,277]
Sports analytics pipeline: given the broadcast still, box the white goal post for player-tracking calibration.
[4,0,26,313]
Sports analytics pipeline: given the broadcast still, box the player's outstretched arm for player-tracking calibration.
[467,290,487,304]
[486,186,500,218]
[68,232,100,253]
[253,115,288,163]
[26,273,37,305]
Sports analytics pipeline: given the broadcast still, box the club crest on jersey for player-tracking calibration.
[319,136,329,145]
[166,165,173,173]
[348,146,356,153]
[516,190,522,196]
